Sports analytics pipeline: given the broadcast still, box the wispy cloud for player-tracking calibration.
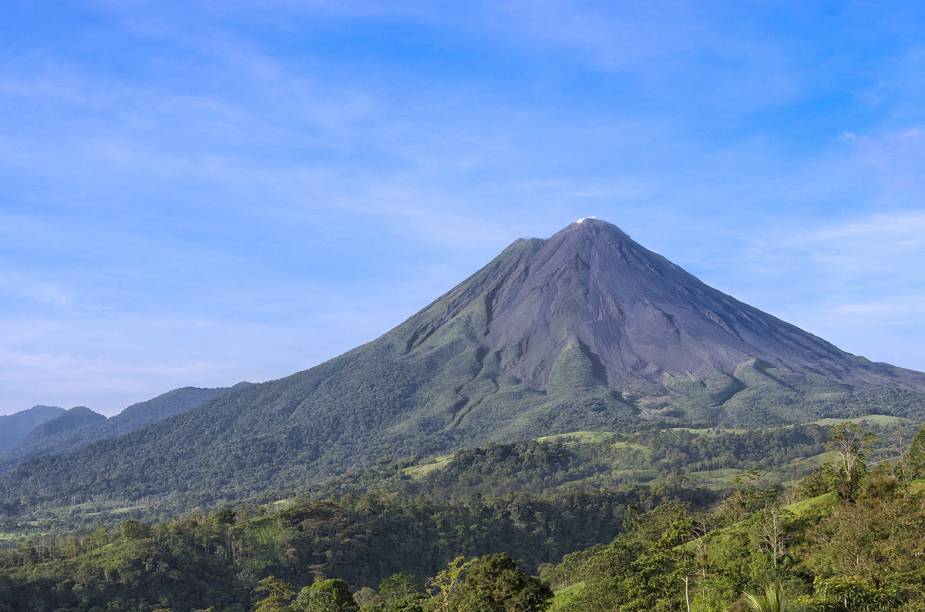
[2,1,925,412]
[830,296,925,320]
[731,209,925,369]
[747,210,925,276]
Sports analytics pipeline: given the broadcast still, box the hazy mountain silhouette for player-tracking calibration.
[0,405,65,453]
[0,385,248,470]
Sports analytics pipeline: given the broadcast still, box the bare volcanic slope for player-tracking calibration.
[3,219,924,511]
[402,219,924,392]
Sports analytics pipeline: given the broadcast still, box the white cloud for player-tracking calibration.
[748,210,925,275]
[733,209,925,371]
[829,296,925,320]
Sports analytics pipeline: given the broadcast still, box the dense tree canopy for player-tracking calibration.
[1,423,924,611]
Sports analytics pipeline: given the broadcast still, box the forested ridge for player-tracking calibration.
[1,417,912,535]
[543,423,925,610]
[0,485,708,610]
[0,386,244,472]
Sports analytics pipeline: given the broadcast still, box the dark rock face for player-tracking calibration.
[405,218,925,392]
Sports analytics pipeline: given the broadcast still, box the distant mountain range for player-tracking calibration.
[23,406,106,439]
[0,385,247,470]
[2,219,923,513]
[0,405,65,453]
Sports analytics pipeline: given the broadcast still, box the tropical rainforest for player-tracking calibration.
[1,422,924,611]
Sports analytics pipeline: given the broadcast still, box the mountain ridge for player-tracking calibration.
[0,385,248,470]
[0,405,66,453]
[25,406,106,438]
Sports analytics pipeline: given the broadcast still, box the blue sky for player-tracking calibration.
[2,1,924,415]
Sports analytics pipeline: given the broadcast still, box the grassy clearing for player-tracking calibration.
[780,450,836,473]
[269,498,298,510]
[769,451,840,487]
[786,491,837,517]
[69,503,150,519]
[536,431,617,445]
[550,581,586,611]
[611,440,650,453]
[811,414,909,426]
[669,427,748,435]
[682,491,838,555]
[110,505,148,515]
[672,415,915,435]
[401,454,454,479]
[687,468,747,488]
[535,431,652,456]
[787,450,839,468]
[608,468,657,480]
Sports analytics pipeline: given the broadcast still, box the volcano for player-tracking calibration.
[405,218,922,390]
[4,219,924,508]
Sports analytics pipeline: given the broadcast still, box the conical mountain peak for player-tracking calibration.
[552,217,631,241]
[402,220,925,395]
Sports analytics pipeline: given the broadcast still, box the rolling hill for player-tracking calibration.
[0,385,246,471]
[0,405,65,453]
[21,406,106,439]
[2,219,923,513]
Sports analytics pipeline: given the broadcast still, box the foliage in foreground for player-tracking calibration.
[1,424,925,611]
[0,483,700,611]
[543,423,925,611]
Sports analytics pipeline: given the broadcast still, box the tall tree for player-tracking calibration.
[255,576,296,612]
[827,423,875,502]
[448,554,553,612]
[908,426,925,478]
[294,579,357,612]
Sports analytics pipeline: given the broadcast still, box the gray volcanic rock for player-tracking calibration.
[405,218,924,392]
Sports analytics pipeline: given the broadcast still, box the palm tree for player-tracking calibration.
[742,583,800,612]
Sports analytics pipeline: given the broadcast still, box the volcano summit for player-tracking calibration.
[408,218,922,391]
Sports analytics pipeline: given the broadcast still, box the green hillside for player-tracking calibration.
[0,484,708,611]
[544,479,925,610]
[0,386,242,470]
[0,406,65,454]
[4,418,918,536]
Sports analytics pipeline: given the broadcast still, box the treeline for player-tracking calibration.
[2,420,913,538]
[0,483,712,611]
[2,424,923,610]
[325,421,907,501]
[250,555,553,612]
